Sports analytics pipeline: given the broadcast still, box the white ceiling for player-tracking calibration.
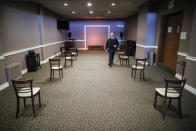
[14,0,149,19]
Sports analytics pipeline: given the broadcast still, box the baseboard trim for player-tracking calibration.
[175,73,196,95]
[0,82,9,91]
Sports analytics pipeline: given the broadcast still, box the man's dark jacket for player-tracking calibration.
[105,38,119,52]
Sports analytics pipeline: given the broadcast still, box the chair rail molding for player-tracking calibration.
[0,82,9,91]
[136,44,158,48]
[0,55,5,60]
[3,40,66,57]
[177,52,188,57]
[177,52,196,62]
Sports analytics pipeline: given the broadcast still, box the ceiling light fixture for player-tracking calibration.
[72,11,76,14]
[89,10,93,14]
[107,11,111,14]
[87,2,92,7]
[111,3,115,6]
[64,3,68,6]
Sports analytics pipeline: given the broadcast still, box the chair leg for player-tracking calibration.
[31,97,35,117]
[143,69,145,80]
[52,70,54,78]
[178,97,182,118]
[71,59,73,67]
[38,92,41,108]
[168,99,172,109]
[134,69,136,80]
[23,98,26,108]
[50,70,52,81]
[154,93,157,108]
[59,70,61,80]
[64,59,66,67]
[162,98,166,119]
[140,70,142,79]
[16,98,20,118]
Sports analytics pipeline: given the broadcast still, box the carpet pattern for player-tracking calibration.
[0,52,196,131]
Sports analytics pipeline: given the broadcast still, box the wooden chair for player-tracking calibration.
[118,50,125,60]
[131,58,147,80]
[119,53,129,66]
[64,51,74,67]
[70,48,78,56]
[12,79,41,118]
[49,59,63,81]
[176,61,186,80]
[154,78,187,119]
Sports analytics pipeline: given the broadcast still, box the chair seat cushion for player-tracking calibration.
[72,52,77,55]
[120,55,128,59]
[132,65,144,69]
[119,52,124,54]
[155,88,180,98]
[18,87,40,97]
[66,56,72,60]
[52,66,63,70]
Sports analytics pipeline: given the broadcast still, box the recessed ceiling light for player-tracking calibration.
[72,11,76,14]
[111,3,115,6]
[107,11,111,14]
[87,2,92,7]
[64,3,68,6]
[89,10,93,14]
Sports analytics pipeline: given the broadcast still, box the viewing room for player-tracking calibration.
[0,0,196,130]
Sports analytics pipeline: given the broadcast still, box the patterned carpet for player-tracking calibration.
[0,52,195,131]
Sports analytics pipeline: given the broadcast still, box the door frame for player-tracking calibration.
[84,25,110,49]
[157,12,183,69]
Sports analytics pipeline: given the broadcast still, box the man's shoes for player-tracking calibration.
[109,64,112,67]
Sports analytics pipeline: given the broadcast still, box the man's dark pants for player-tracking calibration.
[108,50,115,65]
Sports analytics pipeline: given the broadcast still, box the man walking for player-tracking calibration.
[105,32,119,67]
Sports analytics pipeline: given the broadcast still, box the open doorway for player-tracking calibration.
[158,13,183,69]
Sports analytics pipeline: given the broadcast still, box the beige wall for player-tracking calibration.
[125,13,138,41]
[0,2,40,53]
[184,1,196,88]
[42,8,66,44]
[0,2,66,86]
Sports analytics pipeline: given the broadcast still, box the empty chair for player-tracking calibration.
[118,50,125,60]
[131,58,147,80]
[49,59,63,81]
[70,48,78,56]
[64,51,74,67]
[119,51,129,66]
[12,79,41,118]
[154,78,187,119]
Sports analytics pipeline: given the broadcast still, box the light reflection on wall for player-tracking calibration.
[68,20,125,49]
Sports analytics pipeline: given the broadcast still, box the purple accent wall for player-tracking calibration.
[68,20,125,48]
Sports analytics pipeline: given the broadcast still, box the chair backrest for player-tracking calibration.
[176,61,186,80]
[49,59,60,69]
[165,78,187,97]
[135,58,147,68]
[12,79,33,97]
